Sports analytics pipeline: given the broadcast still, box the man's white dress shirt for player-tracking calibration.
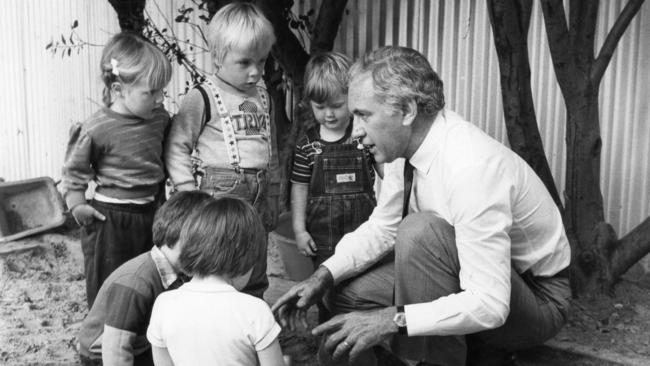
[323,110,570,337]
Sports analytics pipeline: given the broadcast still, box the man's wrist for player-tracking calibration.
[313,265,334,289]
[393,305,407,335]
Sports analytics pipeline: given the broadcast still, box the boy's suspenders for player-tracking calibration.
[201,78,271,172]
[194,84,212,132]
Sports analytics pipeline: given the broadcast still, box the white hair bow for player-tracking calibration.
[110,58,120,77]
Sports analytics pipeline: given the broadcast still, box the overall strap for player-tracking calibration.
[301,127,323,154]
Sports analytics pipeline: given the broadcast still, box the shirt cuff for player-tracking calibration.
[255,322,281,351]
[322,256,350,285]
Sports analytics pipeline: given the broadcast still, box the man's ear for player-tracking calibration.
[402,100,417,126]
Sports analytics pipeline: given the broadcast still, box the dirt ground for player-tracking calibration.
[1,229,650,365]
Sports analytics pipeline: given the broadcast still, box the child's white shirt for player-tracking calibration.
[147,276,281,365]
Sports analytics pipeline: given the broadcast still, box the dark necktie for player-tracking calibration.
[403,160,414,218]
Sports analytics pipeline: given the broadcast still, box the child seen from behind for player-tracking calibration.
[147,196,286,366]
[165,2,280,299]
[61,32,173,307]
[77,191,213,366]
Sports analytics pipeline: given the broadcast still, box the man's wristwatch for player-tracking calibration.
[393,305,407,335]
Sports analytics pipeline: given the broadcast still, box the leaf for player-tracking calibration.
[45,41,53,50]
[71,20,78,29]
[67,48,71,56]
[175,15,185,22]
[61,35,66,45]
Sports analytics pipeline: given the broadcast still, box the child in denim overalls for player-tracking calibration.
[290,52,382,269]
[165,3,279,299]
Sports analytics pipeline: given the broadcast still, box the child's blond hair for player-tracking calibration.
[303,52,353,104]
[207,2,275,68]
[100,32,172,106]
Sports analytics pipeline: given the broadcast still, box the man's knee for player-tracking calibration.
[396,212,455,258]
[326,260,394,315]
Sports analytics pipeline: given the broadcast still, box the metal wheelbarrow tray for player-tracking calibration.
[0,177,66,243]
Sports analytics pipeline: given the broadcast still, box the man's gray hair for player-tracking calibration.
[349,46,445,117]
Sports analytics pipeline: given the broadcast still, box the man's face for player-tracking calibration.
[348,74,410,163]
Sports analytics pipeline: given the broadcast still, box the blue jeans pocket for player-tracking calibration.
[200,169,241,195]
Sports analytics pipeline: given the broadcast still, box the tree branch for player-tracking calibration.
[610,215,650,279]
[569,0,599,67]
[592,0,646,84]
[107,0,147,33]
[310,0,348,53]
[540,0,575,97]
[519,0,533,35]
[255,0,309,80]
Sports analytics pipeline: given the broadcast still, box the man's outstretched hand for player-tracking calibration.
[271,266,334,330]
[312,307,398,363]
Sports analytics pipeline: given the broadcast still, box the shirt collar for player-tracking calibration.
[150,246,179,289]
[183,276,237,292]
[408,110,449,175]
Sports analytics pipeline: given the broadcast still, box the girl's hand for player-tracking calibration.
[295,231,316,257]
[71,203,106,226]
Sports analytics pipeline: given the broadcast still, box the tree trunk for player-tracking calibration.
[539,0,650,295]
[108,0,147,32]
[486,0,563,208]
[310,0,348,53]
[563,84,614,294]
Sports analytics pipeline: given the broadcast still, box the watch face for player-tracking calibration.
[393,313,407,327]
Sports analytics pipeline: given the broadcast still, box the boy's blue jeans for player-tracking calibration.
[323,212,571,366]
[199,167,273,299]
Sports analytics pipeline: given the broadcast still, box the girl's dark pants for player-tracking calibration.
[81,200,156,308]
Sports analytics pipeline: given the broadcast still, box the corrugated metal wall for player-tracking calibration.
[1,0,649,244]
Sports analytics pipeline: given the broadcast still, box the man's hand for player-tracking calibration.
[295,231,316,257]
[313,307,398,362]
[71,203,106,226]
[271,266,333,330]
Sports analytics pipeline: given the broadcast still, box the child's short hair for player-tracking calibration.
[303,52,353,104]
[152,191,213,249]
[207,2,275,67]
[178,195,266,278]
[100,32,173,106]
